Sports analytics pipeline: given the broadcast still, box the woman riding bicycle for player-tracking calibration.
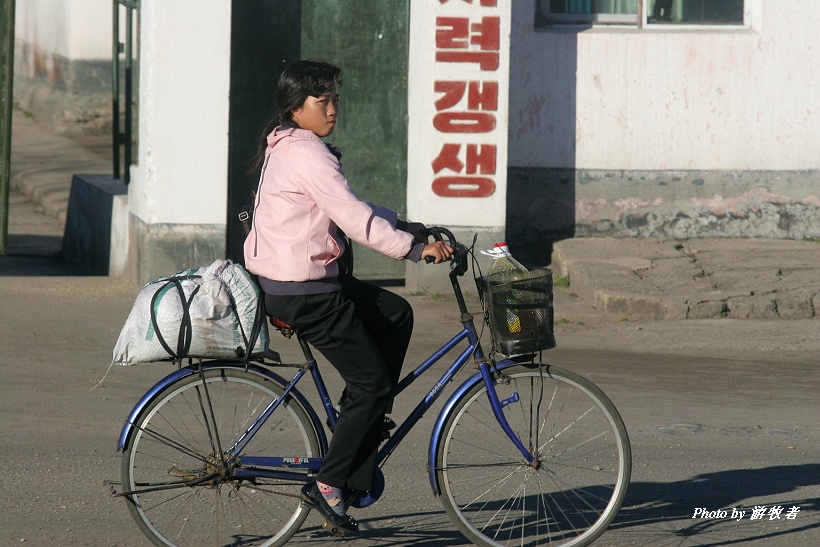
[243,59,452,534]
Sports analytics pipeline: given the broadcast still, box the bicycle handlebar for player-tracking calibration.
[423,226,456,244]
[419,227,470,279]
[419,226,458,264]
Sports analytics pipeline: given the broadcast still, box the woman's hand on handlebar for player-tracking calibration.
[421,241,454,264]
[404,222,455,263]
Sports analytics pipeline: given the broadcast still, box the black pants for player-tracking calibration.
[264,276,412,491]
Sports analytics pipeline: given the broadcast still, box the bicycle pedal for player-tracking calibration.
[381,416,396,440]
[322,522,346,537]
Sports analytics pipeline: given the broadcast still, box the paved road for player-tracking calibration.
[1,195,818,546]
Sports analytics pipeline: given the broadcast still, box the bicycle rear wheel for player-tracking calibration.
[121,366,322,547]
[436,363,631,547]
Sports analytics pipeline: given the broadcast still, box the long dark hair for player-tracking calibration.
[248,60,343,173]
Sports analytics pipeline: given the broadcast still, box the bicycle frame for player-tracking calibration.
[116,228,634,547]
[231,307,537,488]
[118,229,540,499]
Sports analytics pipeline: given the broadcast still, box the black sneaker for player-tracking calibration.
[300,482,359,535]
[381,417,397,440]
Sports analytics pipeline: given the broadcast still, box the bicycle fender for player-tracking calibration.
[427,358,520,496]
[117,363,327,453]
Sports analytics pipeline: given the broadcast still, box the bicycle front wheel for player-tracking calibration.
[436,363,631,547]
[121,366,322,547]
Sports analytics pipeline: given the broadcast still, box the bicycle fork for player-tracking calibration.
[478,362,541,469]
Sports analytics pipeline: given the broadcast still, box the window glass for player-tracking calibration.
[536,0,745,27]
[647,0,744,25]
[537,0,638,25]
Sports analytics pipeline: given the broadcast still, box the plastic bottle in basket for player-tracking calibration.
[482,242,528,334]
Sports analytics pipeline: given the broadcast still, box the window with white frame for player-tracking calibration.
[647,0,744,24]
[536,1,639,25]
[536,0,745,27]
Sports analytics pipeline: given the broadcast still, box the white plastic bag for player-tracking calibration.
[112,259,269,365]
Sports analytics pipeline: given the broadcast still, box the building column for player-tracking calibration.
[127,0,232,284]
[406,0,511,293]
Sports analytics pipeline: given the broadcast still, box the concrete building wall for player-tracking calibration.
[127,0,232,284]
[13,0,820,282]
[13,0,112,134]
[406,0,511,291]
[506,0,819,262]
[15,0,110,59]
[512,0,819,171]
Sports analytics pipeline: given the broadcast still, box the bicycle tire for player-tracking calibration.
[121,366,322,547]
[436,363,631,547]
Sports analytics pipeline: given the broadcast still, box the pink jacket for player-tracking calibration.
[244,126,417,282]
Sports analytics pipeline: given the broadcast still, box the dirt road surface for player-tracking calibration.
[1,195,817,546]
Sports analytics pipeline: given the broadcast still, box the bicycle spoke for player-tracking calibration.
[194,372,225,460]
[131,422,211,464]
[122,367,321,547]
[436,364,630,547]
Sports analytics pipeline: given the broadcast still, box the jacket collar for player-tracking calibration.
[268,126,343,159]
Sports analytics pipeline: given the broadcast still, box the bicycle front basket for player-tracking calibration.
[482,267,556,357]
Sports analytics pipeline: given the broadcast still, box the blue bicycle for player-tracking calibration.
[115,227,631,546]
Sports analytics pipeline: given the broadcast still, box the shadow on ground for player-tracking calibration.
[289,464,818,546]
[611,463,819,546]
[0,235,88,276]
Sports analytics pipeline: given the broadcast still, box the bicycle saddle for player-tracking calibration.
[269,316,295,338]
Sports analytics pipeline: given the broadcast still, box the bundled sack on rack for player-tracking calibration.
[112,259,269,365]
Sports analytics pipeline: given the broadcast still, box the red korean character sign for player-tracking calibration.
[408,0,510,228]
